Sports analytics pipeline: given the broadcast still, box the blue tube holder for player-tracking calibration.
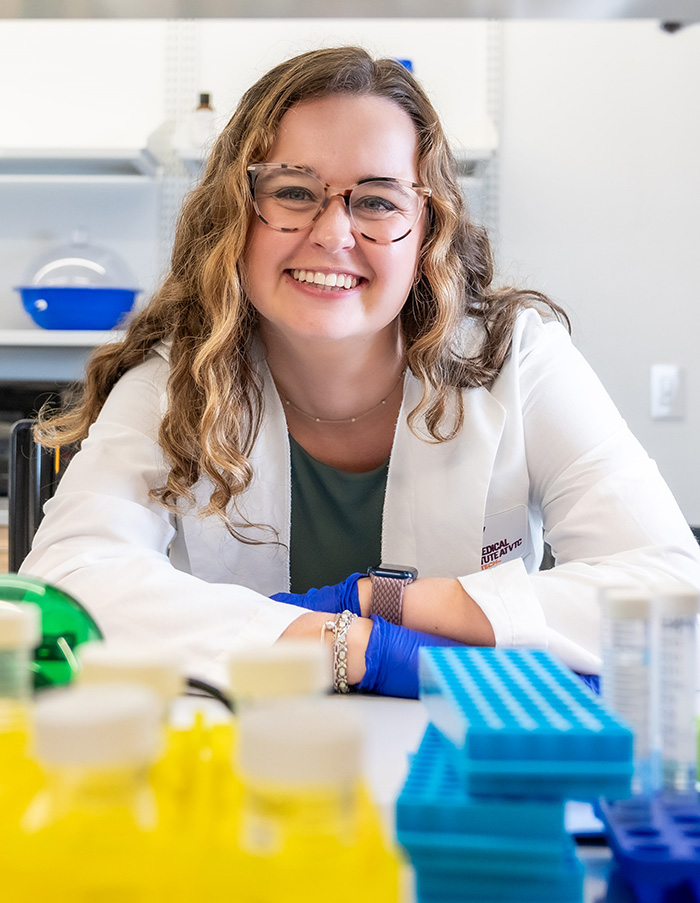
[419,647,633,800]
[598,794,700,903]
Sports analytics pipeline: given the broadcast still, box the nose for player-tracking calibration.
[308,195,356,253]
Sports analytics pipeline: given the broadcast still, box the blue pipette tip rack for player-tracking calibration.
[414,845,584,903]
[419,647,633,799]
[598,793,700,903]
[397,724,569,876]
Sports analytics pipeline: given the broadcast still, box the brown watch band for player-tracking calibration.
[367,566,417,625]
[369,574,406,625]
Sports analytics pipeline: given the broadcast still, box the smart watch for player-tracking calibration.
[367,564,418,626]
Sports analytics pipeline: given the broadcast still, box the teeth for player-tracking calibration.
[291,269,359,289]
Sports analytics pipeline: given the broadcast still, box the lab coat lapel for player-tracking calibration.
[382,374,506,578]
[235,363,292,593]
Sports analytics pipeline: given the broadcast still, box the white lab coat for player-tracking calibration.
[20,309,700,687]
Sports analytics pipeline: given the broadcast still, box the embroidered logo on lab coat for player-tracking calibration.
[481,505,529,570]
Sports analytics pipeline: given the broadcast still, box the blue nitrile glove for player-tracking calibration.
[358,614,464,700]
[577,673,601,694]
[270,573,363,616]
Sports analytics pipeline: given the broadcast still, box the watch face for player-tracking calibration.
[368,564,418,582]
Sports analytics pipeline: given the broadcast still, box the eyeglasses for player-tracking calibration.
[247,163,431,244]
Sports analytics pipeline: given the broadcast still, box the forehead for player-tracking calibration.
[265,94,419,181]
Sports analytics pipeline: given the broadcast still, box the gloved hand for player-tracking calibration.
[576,672,601,694]
[358,614,464,699]
[271,573,363,616]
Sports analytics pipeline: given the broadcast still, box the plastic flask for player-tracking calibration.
[76,640,184,714]
[75,640,233,845]
[0,603,43,827]
[601,586,653,799]
[655,584,699,796]
[3,683,190,902]
[191,641,334,853]
[231,698,399,903]
[227,638,332,711]
[75,640,193,831]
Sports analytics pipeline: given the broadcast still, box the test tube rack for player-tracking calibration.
[597,795,700,903]
[397,724,584,902]
[396,647,634,903]
[419,646,633,799]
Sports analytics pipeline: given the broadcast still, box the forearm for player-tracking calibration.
[357,576,495,646]
[277,609,372,683]
[277,601,468,700]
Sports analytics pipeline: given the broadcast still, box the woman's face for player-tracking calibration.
[243,93,425,351]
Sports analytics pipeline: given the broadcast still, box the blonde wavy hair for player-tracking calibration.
[36,45,567,537]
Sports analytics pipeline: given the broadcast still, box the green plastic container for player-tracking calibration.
[0,575,102,690]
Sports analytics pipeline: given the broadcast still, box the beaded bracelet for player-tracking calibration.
[321,609,357,693]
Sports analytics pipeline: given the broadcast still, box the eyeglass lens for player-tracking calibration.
[252,166,424,243]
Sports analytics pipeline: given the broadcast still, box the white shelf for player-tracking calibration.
[0,329,125,347]
[0,148,160,178]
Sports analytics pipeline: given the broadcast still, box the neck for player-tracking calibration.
[261,329,406,424]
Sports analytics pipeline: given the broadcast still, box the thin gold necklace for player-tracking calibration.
[278,372,404,424]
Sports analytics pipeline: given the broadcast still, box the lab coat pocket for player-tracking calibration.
[481,505,531,570]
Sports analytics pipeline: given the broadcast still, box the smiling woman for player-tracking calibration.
[19,46,700,697]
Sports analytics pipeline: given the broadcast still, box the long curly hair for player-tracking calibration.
[36,45,567,536]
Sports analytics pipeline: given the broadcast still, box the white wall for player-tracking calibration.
[196,19,493,152]
[0,20,165,148]
[498,20,700,523]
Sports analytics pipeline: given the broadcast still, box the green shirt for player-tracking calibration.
[289,434,388,593]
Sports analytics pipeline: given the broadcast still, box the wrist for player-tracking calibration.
[320,612,372,688]
[357,577,372,618]
[347,616,372,684]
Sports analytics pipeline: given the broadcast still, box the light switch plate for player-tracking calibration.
[650,364,685,420]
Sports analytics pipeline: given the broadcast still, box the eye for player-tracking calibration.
[273,185,319,204]
[354,194,398,214]
[351,182,414,219]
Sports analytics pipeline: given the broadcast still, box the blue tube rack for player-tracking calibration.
[598,794,700,903]
[397,724,567,865]
[414,846,584,903]
[396,647,635,903]
[418,647,633,799]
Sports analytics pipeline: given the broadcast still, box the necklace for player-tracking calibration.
[278,372,404,424]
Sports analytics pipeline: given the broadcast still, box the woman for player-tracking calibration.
[21,47,700,696]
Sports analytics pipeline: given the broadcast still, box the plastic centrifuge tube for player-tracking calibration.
[601,586,653,798]
[0,603,41,725]
[227,639,332,712]
[0,603,42,823]
[4,683,194,901]
[655,584,699,796]
[76,640,185,714]
[233,698,399,903]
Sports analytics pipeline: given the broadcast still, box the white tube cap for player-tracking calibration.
[600,586,651,620]
[33,683,163,767]
[653,583,700,617]
[237,699,362,788]
[227,640,332,701]
[77,641,184,703]
[0,602,42,650]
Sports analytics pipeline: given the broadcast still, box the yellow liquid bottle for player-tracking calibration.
[226,698,399,903]
[75,640,194,836]
[2,682,193,902]
[0,603,43,829]
[208,640,334,844]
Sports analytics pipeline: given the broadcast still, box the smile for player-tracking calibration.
[290,269,360,290]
